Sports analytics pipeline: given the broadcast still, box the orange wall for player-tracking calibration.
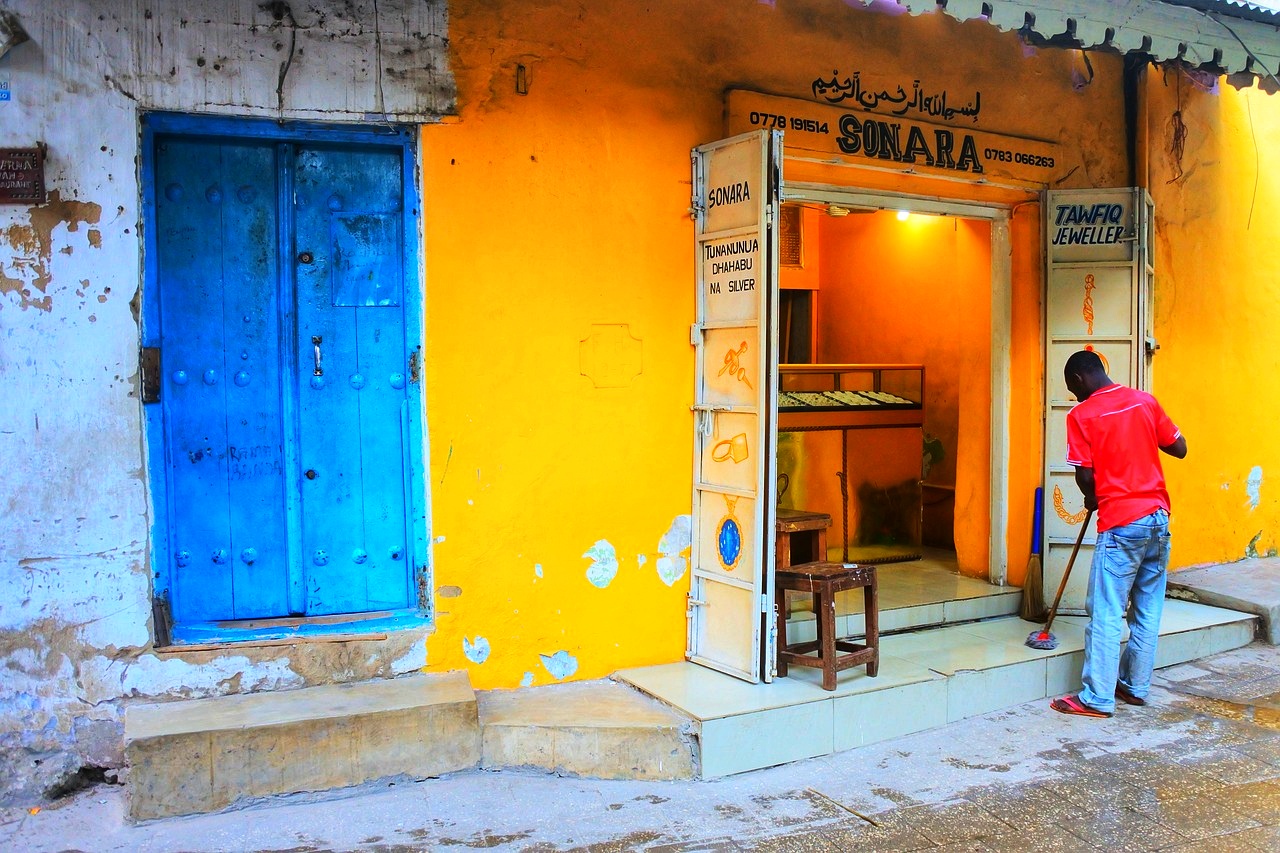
[1007,204,1045,584]
[1145,70,1280,567]
[422,0,1127,688]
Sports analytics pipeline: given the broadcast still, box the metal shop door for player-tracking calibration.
[687,130,782,682]
[145,125,422,627]
[1041,187,1154,614]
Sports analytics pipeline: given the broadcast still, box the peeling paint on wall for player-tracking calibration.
[539,650,578,680]
[520,672,534,687]
[1246,466,1263,510]
[0,193,102,312]
[583,540,619,589]
[656,515,692,587]
[391,640,428,673]
[462,636,491,664]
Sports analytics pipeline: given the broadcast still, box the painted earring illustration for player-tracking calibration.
[717,341,753,389]
[1083,273,1096,335]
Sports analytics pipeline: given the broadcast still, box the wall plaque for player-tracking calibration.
[0,147,45,204]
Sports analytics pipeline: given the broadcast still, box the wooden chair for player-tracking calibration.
[775,561,879,691]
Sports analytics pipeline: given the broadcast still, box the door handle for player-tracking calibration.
[312,336,323,376]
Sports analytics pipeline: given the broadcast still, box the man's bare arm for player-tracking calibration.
[1161,435,1188,459]
[1074,466,1097,511]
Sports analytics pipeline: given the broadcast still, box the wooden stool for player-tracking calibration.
[775,561,878,691]
[775,509,831,570]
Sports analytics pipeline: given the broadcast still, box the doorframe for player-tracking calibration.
[781,182,1017,584]
[139,112,430,643]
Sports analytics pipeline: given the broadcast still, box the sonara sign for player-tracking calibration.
[835,112,983,174]
[726,90,1060,186]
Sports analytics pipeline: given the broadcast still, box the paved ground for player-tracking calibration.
[5,642,1280,852]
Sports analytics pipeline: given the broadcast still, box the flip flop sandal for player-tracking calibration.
[1115,684,1146,706]
[1050,694,1112,718]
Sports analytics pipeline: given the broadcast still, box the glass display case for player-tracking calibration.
[778,364,924,431]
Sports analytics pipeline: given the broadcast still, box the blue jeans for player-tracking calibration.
[1079,509,1171,713]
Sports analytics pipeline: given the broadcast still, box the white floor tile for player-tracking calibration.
[946,659,1048,723]
[834,677,948,751]
[615,662,830,721]
[699,700,834,777]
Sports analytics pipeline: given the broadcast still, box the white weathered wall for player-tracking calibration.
[0,0,452,804]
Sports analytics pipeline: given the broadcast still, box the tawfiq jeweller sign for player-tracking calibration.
[727,90,1061,187]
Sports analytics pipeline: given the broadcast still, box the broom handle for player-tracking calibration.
[1043,508,1093,634]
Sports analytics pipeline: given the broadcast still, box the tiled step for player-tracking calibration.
[785,583,1022,644]
[478,680,697,780]
[784,562,1022,644]
[616,599,1257,779]
[125,671,479,820]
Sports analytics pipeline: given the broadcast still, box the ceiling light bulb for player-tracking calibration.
[896,210,910,222]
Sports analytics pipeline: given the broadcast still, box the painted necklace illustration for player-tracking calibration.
[717,494,744,571]
[1053,484,1088,525]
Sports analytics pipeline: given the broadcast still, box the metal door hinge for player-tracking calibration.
[151,594,172,647]
[690,323,703,346]
[760,593,770,614]
[409,346,422,384]
[141,347,161,404]
[416,564,430,609]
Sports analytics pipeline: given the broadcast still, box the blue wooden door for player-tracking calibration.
[151,131,414,624]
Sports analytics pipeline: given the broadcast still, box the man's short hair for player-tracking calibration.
[1064,349,1105,377]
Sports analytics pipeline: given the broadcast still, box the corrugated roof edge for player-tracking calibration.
[1160,0,1280,27]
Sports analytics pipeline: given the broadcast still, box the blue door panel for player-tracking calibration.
[150,127,413,626]
[157,138,290,622]
[218,142,291,619]
[156,138,237,622]
[293,145,411,615]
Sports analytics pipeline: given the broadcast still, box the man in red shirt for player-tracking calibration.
[1050,350,1187,718]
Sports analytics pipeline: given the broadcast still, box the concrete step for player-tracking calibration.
[618,599,1257,778]
[125,671,479,820]
[478,680,697,780]
[1167,557,1280,643]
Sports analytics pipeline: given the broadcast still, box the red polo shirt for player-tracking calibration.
[1065,384,1181,532]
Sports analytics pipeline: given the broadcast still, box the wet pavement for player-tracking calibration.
[5,642,1280,852]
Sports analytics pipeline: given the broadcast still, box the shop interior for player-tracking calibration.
[775,201,1014,634]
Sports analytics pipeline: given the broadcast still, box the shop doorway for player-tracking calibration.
[687,129,1021,685]
[773,188,1015,632]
